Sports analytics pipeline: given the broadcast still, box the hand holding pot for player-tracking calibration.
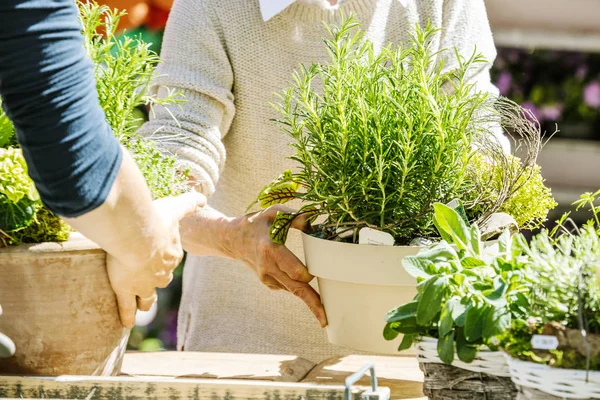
[106,192,206,328]
[180,204,328,328]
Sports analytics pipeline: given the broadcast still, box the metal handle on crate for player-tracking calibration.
[345,364,389,400]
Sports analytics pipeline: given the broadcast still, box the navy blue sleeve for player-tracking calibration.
[0,0,122,218]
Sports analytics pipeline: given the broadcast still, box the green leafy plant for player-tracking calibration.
[466,154,557,230]
[499,190,600,371]
[249,15,548,245]
[79,1,187,197]
[0,1,187,246]
[384,203,532,363]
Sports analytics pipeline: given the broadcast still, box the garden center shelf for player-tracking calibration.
[536,138,600,217]
[0,352,425,400]
[486,0,600,53]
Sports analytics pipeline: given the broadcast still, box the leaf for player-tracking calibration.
[415,241,458,263]
[461,256,486,268]
[403,257,432,279]
[445,296,466,323]
[386,301,418,322]
[464,305,485,342]
[269,212,296,245]
[0,195,36,232]
[456,328,477,363]
[470,225,482,256]
[247,170,300,211]
[390,317,420,334]
[433,203,470,249]
[437,330,455,365]
[383,322,400,341]
[433,214,454,243]
[498,229,511,254]
[482,307,511,339]
[398,334,417,351]
[417,276,446,325]
[439,301,454,337]
[484,276,508,304]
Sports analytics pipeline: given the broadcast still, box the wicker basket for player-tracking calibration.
[506,355,600,399]
[416,338,517,399]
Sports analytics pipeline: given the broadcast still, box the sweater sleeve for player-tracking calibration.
[0,0,123,217]
[440,0,511,153]
[137,0,235,197]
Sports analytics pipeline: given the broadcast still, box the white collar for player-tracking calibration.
[259,0,408,22]
[259,0,297,21]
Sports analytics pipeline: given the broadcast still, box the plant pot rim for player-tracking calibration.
[0,232,102,254]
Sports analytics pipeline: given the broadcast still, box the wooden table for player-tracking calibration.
[0,352,426,399]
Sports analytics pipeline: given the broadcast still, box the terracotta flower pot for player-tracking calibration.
[302,233,419,355]
[0,233,127,376]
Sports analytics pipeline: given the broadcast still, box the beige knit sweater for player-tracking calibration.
[138,0,505,363]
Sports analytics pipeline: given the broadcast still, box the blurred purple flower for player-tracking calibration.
[496,72,512,96]
[584,81,600,108]
[576,65,588,80]
[540,103,564,121]
[159,310,179,349]
[522,102,542,122]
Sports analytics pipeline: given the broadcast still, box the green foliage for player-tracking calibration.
[0,148,39,236]
[498,190,600,370]
[79,1,187,198]
[384,203,532,362]
[466,154,556,230]
[0,105,17,148]
[8,207,71,245]
[252,15,546,245]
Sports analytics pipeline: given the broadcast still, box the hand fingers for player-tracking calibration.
[155,271,174,289]
[116,293,138,329]
[271,269,327,327]
[167,192,207,221]
[272,247,313,283]
[290,212,312,233]
[260,275,285,291]
[136,290,158,312]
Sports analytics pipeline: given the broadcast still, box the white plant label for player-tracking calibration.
[398,0,409,6]
[531,335,559,350]
[359,228,395,246]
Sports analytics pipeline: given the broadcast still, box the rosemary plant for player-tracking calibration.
[251,15,547,245]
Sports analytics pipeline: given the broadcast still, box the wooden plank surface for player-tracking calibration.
[303,355,426,400]
[121,351,315,382]
[0,375,388,400]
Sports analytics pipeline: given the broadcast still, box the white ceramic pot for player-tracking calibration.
[302,233,420,354]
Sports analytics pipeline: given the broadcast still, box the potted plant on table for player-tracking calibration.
[249,16,555,354]
[384,204,532,399]
[499,190,600,400]
[0,1,186,376]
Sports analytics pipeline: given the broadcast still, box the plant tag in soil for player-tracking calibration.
[531,335,559,350]
[358,228,395,246]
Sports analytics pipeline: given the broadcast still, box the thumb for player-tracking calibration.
[170,192,207,221]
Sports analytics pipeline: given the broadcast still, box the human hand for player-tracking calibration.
[229,205,328,327]
[107,192,206,328]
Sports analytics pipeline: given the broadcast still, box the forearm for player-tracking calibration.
[63,148,162,267]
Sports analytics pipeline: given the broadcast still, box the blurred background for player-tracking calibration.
[96,0,600,351]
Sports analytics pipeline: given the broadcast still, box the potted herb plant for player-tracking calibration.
[0,1,186,376]
[249,16,555,354]
[500,190,600,400]
[384,204,530,399]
